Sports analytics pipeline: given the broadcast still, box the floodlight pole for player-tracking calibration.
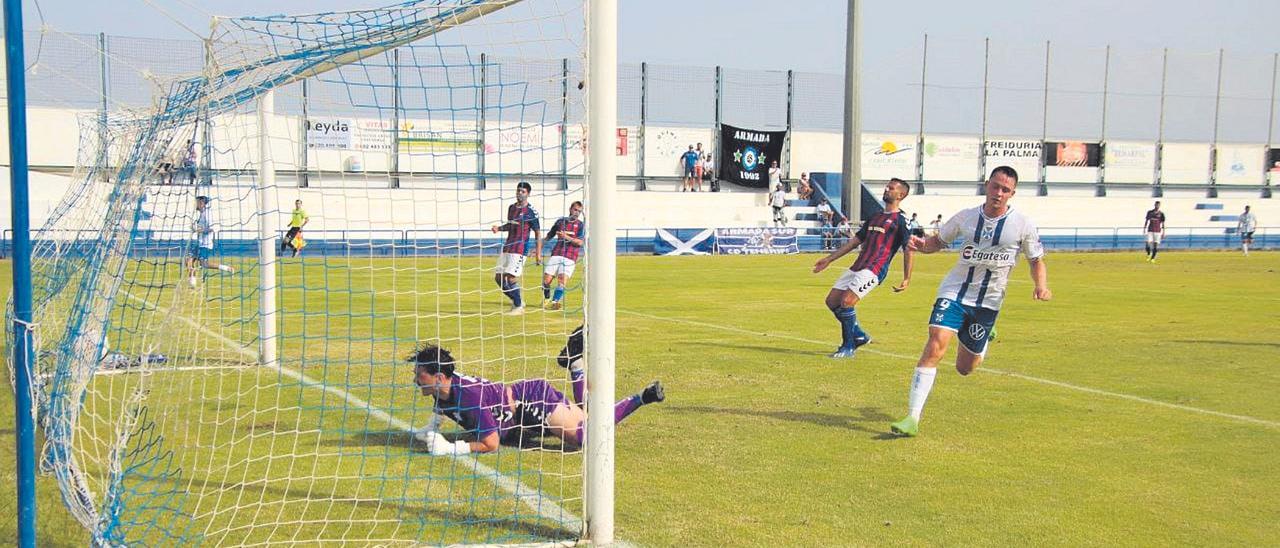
[257,90,279,369]
[4,0,39,544]
[841,0,862,223]
[585,0,617,543]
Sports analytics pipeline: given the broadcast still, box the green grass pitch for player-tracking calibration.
[1,250,1278,545]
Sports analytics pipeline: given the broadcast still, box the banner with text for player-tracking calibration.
[306,118,354,150]
[922,135,981,181]
[714,227,799,255]
[720,124,787,188]
[1102,141,1156,184]
[861,133,917,180]
[984,139,1042,181]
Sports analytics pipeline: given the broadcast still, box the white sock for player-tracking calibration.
[218,265,233,272]
[1242,243,1248,255]
[908,366,938,421]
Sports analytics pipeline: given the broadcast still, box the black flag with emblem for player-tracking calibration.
[719,124,787,188]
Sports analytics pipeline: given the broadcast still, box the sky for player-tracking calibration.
[13,0,1280,141]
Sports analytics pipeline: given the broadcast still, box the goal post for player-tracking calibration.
[584,0,617,543]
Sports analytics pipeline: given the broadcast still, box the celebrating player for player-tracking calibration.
[542,201,585,310]
[187,195,236,288]
[491,181,542,315]
[411,327,665,455]
[812,178,914,358]
[889,166,1051,437]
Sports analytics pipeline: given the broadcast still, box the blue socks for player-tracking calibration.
[834,307,858,350]
[553,286,565,302]
[500,279,523,307]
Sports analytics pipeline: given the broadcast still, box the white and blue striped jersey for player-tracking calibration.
[194,208,215,248]
[935,205,1044,311]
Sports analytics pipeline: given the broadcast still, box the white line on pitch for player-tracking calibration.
[620,309,1280,430]
[92,364,253,377]
[122,291,584,534]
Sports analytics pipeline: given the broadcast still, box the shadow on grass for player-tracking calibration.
[666,404,896,438]
[1171,339,1280,349]
[696,340,827,357]
[332,428,579,454]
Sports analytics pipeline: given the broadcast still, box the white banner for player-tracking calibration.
[1160,142,1211,184]
[644,126,715,177]
[983,138,1042,182]
[860,133,917,181]
[1103,141,1156,184]
[355,118,394,152]
[306,118,353,150]
[922,135,980,181]
[1214,144,1265,185]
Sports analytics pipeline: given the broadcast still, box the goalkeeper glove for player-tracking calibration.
[426,431,470,456]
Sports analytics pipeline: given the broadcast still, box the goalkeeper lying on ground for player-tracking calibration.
[411,326,665,455]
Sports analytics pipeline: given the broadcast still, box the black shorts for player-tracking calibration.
[1241,231,1254,240]
[285,227,302,246]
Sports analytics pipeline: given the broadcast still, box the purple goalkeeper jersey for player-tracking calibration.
[434,375,567,439]
[549,217,585,261]
[501,202,540,255]
[850,210,910,282]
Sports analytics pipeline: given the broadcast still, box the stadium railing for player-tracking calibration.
[0,226,1273,258]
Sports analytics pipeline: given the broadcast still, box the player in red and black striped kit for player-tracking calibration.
[1144,201,1166,263]
[490,181,542,315]
[541,201,585,310]
[812,178,915,358]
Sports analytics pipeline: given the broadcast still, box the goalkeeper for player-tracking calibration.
[282,199,309,257]
[411,326,664,455]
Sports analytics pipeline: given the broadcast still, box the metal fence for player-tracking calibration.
[2,226,1273,258]
[15,30,1279,142]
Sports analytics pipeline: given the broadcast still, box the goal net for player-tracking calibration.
[8,0,602,544]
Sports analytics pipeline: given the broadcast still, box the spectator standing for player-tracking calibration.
[680,145,700,192]
[908,213,924,238]
[182,139,198,184]
[693,143,706,192]
[928,214,943,237]
[769,184,788,227]
[815,199,835,250]
[768,161,783,193]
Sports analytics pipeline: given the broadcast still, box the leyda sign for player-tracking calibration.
[719,124,786,188]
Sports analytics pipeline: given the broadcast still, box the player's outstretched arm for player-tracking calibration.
[1029,257,1051,301]
[908,234,945,254]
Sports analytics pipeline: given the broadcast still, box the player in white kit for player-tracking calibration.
[889,166,1052,437]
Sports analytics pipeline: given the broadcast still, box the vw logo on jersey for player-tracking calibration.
[968,324,988,340]
[741,146,760,170]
